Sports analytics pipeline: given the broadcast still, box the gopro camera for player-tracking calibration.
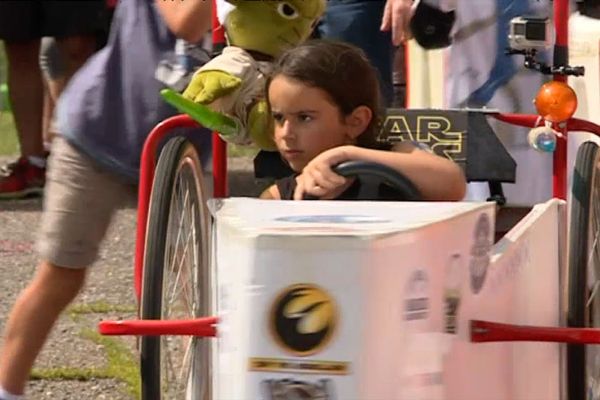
[509,16,550,50]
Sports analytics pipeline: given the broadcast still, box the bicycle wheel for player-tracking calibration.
[567,141,600,400]
[140,136,212,400]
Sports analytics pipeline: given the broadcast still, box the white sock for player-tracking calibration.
[0,385,24,400]
[27,155,46,168]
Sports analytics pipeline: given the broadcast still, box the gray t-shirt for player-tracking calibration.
[56,0,211,182]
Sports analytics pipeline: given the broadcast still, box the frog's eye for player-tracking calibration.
[277,2,299,19]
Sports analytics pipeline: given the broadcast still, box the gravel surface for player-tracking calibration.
[0,155,263,399]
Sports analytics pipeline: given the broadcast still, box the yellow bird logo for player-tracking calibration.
[270,284,337,356]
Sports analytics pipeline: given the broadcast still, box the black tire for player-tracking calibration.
[140,137,212,400]
[567,141,600,400]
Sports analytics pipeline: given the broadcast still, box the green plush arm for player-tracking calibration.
[182,70,241,104]
[248,100,276,151]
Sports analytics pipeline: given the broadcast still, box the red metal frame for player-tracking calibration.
[99,317,218,337]
[107,0,600,346]
[134,115,199,300]
[133,2,229,301]
[471,320,600,345]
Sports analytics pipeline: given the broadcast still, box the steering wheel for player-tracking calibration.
[305,160,422,201]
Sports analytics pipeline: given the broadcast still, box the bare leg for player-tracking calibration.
[41,84,54,147]
[39,35,97,146]
[0,261,86,395]
[55,35,97,82]
[4,40,45,158]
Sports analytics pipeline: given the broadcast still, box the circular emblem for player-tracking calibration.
[270,284,338,356]
[469,213,492,294]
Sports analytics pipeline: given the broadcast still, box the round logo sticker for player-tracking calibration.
[270,284,338,356]
[469,213,492,294]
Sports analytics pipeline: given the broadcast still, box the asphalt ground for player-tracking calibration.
[0,156,266,399]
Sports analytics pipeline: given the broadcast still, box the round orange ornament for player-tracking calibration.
[534,81,577,123]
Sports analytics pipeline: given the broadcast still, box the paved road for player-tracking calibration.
[0,156,266,399]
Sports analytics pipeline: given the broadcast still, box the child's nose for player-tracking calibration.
[280,120,295,139]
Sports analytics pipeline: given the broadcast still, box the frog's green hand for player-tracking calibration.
[182,70,242,104]
[248,100,277,151]
[161,89,239,137]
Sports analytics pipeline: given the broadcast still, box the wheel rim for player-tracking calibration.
[587,153,600,400]
[161,156,210,399]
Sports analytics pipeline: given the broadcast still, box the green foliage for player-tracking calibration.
[0,111,18,156]
[0,43,18,156]
[0,41,6,85]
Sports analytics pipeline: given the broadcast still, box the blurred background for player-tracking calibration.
[0,42,19,158]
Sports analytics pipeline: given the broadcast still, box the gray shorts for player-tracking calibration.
[37,137,136,269]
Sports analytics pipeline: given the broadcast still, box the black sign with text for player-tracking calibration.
[378,109,516,183]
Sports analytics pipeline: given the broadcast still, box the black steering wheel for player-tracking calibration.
[308,160,422,201]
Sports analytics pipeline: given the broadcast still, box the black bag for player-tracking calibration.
[410,1,456,49]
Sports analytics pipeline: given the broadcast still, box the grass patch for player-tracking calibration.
[68,301,137,316]
[31,303,141,398]
[30,329,140,399]
[31,366,112,381]
[227,143,259,158]
[81,328,141,399]
[0,111,18,156]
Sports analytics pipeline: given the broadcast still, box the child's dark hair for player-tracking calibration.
[266,40,384,148]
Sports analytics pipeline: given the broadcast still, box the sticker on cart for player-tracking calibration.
[444,253,463,334]
[249,357,349,375]
[262,378,334,400]
[404,269,429,321]
[275,215,390,224]
[469,213,492,294]
[270,284,338,356]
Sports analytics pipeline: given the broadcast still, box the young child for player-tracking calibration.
[260,40,466,201]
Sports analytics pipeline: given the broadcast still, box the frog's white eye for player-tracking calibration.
[277,2,299,19]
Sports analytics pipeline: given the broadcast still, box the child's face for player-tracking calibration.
[268,75,354,172]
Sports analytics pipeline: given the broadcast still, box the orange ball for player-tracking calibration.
[534,81,578,123]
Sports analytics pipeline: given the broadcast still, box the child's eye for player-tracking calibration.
[298,114,313,122]
[272,113,284,125]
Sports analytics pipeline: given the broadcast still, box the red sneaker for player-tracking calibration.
[0,157,45,199]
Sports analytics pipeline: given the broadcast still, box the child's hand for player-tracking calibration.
[293,146,355,200]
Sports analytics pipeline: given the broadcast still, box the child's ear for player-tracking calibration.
[345,105,373,140]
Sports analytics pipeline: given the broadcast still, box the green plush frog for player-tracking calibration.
[182,0,325,151]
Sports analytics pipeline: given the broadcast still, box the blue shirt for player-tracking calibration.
[57,0,211,183]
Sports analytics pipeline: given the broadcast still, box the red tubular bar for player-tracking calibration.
[554,134,568,199]
[553,0,570,199]
[134,0,230,300]
[491,113,600,134]
[211,0,228,198]
[99,317,218,337]
[134,115,200,300]
[471,320,600,345]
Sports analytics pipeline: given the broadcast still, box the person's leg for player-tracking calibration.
[0,262,86,395]
[3,40,45,158]
[318,0,395,106]
[54,35,97,86]
[0,137,134,396]
[42,2,105,149]
[40,37,66,147]
[44,0,107,84]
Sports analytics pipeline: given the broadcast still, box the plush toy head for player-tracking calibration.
[223,0,326,57]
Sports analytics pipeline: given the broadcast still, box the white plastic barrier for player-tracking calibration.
[210,198,564,399]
